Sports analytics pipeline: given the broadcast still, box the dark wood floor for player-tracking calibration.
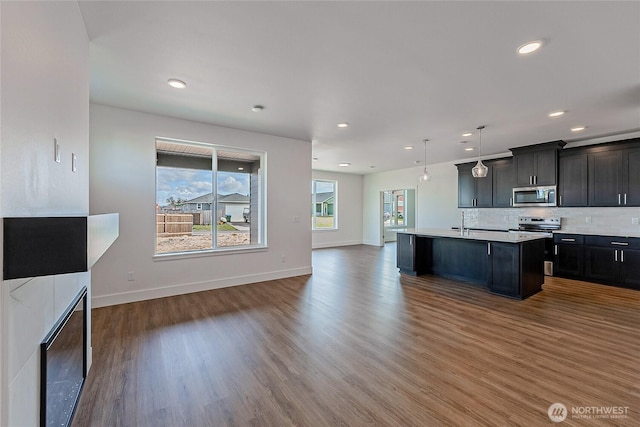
[73,244,639,426]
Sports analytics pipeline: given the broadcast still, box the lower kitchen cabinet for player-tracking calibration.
[553,234,584,278]
[553,234,640,291]
[397,233,431,276]
[488,242,520,298]
[619,249,640,289]
[397,232,545,299]
[432,238,489,286]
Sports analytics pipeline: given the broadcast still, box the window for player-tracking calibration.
[383,190,405,227]
[156,139,264,255]
[312,179,337,230]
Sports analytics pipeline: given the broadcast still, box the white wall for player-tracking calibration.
[89,104,312,307]
[312,170,363,248]
[0,2,90,426]
[363,161,459,246]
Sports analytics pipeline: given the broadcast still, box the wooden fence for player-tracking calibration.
[157,214,193,237]
[191,210,212,225]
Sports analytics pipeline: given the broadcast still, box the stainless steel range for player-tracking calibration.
[510,216,561,276]
[510,216,561,237]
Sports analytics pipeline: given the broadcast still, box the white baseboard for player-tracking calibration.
[362,240,384,247]
[91,266,313,308]
[312,240,362,249]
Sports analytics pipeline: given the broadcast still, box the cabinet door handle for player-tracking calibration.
[611,241,629,246]
[410,235,414,245]
[615,249,618,262]
[559,195,562,206]
[561,238,575,242]
[554,245,558,255]
[534,175,537,185]
[618,194,621,205]
[487,242,491,256]
[529,176,533,185]
[624,193,627,205]
[621,250,624,263]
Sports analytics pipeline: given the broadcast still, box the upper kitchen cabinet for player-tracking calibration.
[457,161,493,208]
[491,158,515,207]
[588,150,623,206]
[587,139,640,207]
[622,146,640,206]
[510,141,566,187]
[558,152,588,207]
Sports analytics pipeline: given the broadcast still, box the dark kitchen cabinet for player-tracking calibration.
[488,242,520,297]
[491,158,515,207]
[397,233,431,276]
[622,147,640,206]
[584,236,640,290]
[587,146,640,207]
[432,238,489,286]
[457,162,493,208]
[619,249,640,289]
[558,153,588,207]
[511,141,565,187]
[588,150,623,206]
[553,234,585,279]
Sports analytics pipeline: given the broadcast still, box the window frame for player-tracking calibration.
[154,138,267,258]
[311,179,338,231]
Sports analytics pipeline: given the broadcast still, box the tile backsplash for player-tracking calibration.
[460,207,640,237]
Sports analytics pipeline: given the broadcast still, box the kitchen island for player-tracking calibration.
[397,229,546,299]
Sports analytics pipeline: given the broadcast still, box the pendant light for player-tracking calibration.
[418,139,431,182]
[472,125,488,178]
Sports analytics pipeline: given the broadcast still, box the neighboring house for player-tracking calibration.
[179,192,250,222]
[313,192,334,216]
[181,193,213,212]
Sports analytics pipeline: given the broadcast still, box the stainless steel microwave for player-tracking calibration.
[512,185,557,207]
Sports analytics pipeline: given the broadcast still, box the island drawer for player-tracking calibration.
[553,234,584,245]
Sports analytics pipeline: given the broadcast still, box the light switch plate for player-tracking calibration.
[632,218,639,225]
[54,138,61,163]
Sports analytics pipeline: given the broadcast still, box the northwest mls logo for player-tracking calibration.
[548,403,568,422]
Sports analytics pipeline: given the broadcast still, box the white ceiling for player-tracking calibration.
[78,1,640,174]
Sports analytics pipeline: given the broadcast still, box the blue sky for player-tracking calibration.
[157,167,249,204]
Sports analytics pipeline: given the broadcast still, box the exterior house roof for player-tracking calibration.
[184,192,249,204]
[219,193,249,203]
[185,193,213,204]
[314,192,334,204]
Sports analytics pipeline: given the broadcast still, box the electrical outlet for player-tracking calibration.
[127,272,135,281]
[281,255,286,263]
[585,216,592,224]
[293,216,300,223]
[632,218,639,225]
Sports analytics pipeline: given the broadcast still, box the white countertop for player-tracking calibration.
[398,228,547,243]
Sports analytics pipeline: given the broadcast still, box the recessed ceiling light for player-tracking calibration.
[313,157,318,161]
[168,79,187,89]
[465,147,475,151]
[548,110,565,118]
[338,162,351,167]
[571,126,586,132]
[462,132,473,137]
[337,122,349,128]
[404,145,414,150]
[370,165,376,168]
[251,105,264,112]
[459,140,468,144]
[517,40,543,55]
[238,167,244,171]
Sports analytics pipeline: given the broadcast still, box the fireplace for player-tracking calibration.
[40,287,87,427]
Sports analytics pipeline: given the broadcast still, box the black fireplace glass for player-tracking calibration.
[41,287,87,427]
